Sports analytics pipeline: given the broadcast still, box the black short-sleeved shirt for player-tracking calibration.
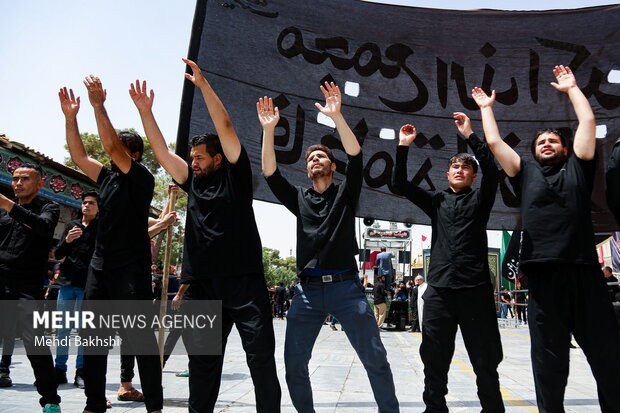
[178,146,263,282]
[90,161,154,271]
[510,155,598,267]
[373,281,387,305]
[393,134,498,288]
[55,218,98,288]
[0,197,59,291]
[265,152,363,274]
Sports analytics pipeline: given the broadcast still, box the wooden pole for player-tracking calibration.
[158,185,178,367]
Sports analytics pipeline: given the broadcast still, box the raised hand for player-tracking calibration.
[83,75,107,108]
[129,80,155,112]
[314,81,342,118]
[471,87,496,109]
[399,124,417,146]
[58,87,80,119]
[550,65,577,93]
[453,112,474,138]
[182,58,208,88]
[256,96,280,131]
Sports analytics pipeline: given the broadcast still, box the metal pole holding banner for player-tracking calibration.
[158,184,178,367]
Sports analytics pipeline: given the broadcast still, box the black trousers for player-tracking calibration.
[185,273,281,413]
[606,138,620,225]
[82,264,163,413]
[525,264,620,413]
[420,284,504,413]
[0,286,60,407]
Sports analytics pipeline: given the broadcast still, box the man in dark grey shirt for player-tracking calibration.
[259,83,399,413]
[393,113,503,413]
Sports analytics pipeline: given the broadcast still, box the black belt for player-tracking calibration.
[300,272,357,284]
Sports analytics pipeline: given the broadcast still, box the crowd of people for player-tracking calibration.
[0,60,619,413]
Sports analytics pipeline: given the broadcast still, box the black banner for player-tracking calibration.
[178,0,620,230]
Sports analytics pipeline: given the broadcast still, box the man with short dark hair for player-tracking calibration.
[60,78,162,413]
[0,163,62,412]
[393,112,503,412]
[602,266,619,303]
[475,64,620,411]
[259,82,399,413]
[129,59,280,413]
[373,274,387,328]
[274,282,287,319]
[53,190,99,388]
[375,247,395,289]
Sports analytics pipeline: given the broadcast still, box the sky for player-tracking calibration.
[0,0,615,259]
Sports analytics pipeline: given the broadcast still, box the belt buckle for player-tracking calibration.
[321,274,333,283]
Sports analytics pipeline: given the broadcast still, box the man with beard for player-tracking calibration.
[129,58,280,413]
[0,163,61,412]
[474,65,620,412]
[59,79,162,413]
[258,83,399,413]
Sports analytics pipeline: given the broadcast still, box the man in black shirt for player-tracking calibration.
[373,274,387,328]
[53,190,98,388]
[259,82,399,413]
[602,266,619,303]
[60,79,162,413]
[393,113,503,412]
[607,138,620,225]
[274,282,287,319]
[129,59,280,413]
[475,65,620,412]
[0,163,61,412]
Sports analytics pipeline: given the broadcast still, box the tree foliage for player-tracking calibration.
[263,247,297,287]
[63,130,187,265]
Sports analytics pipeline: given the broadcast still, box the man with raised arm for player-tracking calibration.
[0,163,61,413]
[258,83,399,413]
[129,59,280,413]
[393,114,503,413]
[473,65,620,412]
[59,80,162,413]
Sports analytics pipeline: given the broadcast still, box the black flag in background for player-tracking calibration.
[177,0,620,231]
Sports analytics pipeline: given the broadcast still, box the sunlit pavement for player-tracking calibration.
[1,319,601,412]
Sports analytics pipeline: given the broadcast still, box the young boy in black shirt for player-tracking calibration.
[393,113,503,413]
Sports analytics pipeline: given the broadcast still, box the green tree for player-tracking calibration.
[263,247,297,286]
[63,130,187,264]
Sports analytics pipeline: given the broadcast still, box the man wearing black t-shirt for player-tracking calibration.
[0,163,61,412]
[475,65,620,412]
[259,83,398,413]
[373,274,387,328]
[130,59,280,413]
[393,113,503,412]
[60,79,162,413]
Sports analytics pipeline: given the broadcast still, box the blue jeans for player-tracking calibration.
[500,303,508,319]
[54,285,85,371]
[285,278,399,413]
